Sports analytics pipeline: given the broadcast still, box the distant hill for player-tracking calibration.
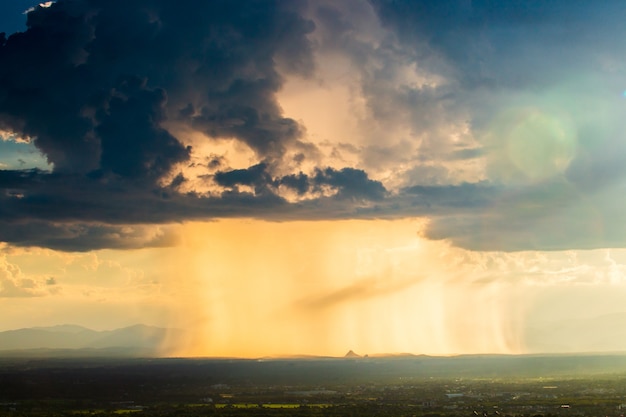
[0,324,178,356]
[31,324,93,333]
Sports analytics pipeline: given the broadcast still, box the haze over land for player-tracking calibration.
[2,0,626,357]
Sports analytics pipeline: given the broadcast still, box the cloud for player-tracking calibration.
[313,167,386,200]
[0,220,181,252]
[0,166,391,249]
[419,179,626,251]
[1,0,626,253]
[0,0,317,177]
[0,0,319,248]
[0,255,42,297]
[214,163,273,192]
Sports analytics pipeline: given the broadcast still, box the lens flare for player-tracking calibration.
[486,106,577,182]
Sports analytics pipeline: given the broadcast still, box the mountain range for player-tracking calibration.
[0,324,176,356]
[5,312,626,359]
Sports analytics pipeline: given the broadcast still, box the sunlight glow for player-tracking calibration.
[162,219,525,357]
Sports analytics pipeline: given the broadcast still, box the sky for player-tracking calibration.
[2,0,626,357]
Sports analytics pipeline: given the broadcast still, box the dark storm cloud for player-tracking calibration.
[403,182,498,209]
[0,0,314,178]
[214,164,387,201]
[279,173,309,195]
[3,0,626,253]
[0,220,180,252]
[313,167,386,201]
[356,0,626,252]
[371,0,626,91]
[3,154,625,253]
[214,163,272,190]
[0,166,390,250]
[416,180,626,252]
[0,0,323,250]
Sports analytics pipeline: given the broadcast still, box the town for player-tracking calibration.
[3,355,626,416]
